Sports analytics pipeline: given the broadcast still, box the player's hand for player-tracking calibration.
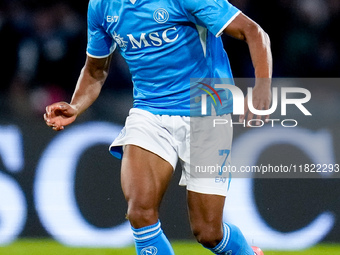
[239,80,272,126]
[44,102,78,131]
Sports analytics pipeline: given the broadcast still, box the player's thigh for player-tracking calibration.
[187,190,225,237]
[121,144,174,209]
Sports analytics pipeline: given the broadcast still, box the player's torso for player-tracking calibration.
[92,0,233,116]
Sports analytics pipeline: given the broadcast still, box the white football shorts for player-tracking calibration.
[110,108,233,196]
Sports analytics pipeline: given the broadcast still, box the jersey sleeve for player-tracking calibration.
[183,0,241,37]
[86,0,116,58]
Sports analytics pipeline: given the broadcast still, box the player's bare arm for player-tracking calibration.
[44,55,112,131]
[224,12,273,123]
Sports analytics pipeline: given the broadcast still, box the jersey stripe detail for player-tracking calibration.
[196,25,207,58]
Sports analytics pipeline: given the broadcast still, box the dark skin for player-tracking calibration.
[44,13,272,248]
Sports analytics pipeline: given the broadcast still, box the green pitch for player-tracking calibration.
[0,239,339,255]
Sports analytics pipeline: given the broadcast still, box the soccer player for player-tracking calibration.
[44,0,272,254]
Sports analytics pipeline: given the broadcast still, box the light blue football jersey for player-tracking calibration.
[87,0,241,116]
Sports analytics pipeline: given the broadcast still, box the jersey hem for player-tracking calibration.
[133,105,190,116]
[133,106,233,117]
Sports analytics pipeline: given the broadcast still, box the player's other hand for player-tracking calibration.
[44,102,78,131]
[239,79,272,126]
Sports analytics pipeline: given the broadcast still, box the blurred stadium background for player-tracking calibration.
[0,0,340,254]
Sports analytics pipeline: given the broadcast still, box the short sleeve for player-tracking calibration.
[183,0,241,37]
[86,0,116,58]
